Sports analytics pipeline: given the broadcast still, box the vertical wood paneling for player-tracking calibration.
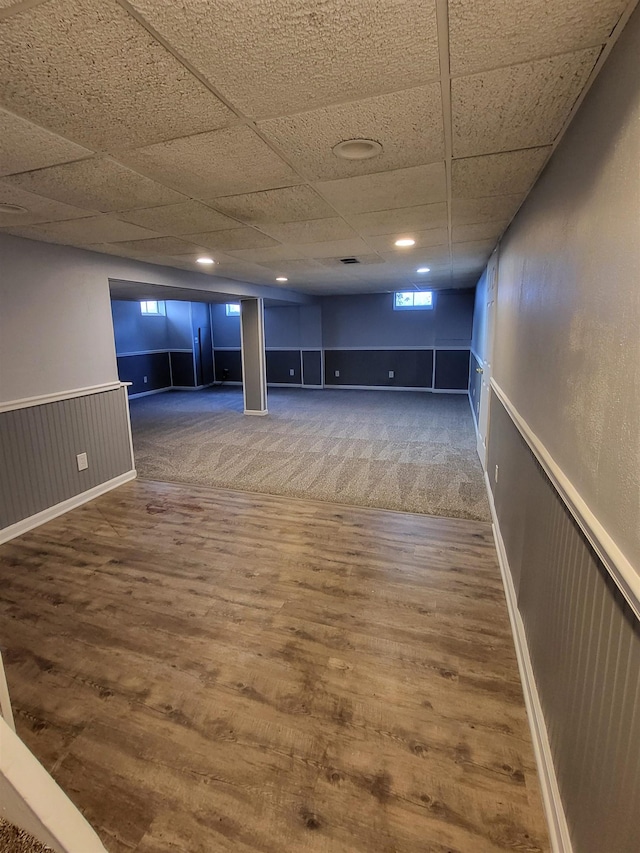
[488,390,640,853]
[0,388,133,530]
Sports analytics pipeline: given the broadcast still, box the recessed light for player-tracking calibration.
[395,238,415,247]
[332,139,383,160]
[276,276,288,282]
[0,203,27,214]
[417,267,430,273]
[196,256,214,265]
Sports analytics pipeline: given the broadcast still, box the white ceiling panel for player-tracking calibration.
[452,49,599,157]
[182,227,280,252]
[0,181,97,226]
[0,108,93,177]
[2,157,185,212]
[0,0,235,150]
[2,215,159,245]
[367,228,449,254]
[452,222,510,243]
[118,127,302,199]
[451,195,523,226]
[452,148,551,199]
[127,0,439,117]
[111,236,205,256]
[258,84,443,181]
[347,203,448,236]
[316,163,447,215]
[449,0,629,75]
[210,186,334,225]
[225,245,307,264]
[259,218,358,245]
[117,201,238,236]
[293,237,375,260]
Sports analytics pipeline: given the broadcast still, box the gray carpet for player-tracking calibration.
[0,819,52,853]
[130,387,490,522]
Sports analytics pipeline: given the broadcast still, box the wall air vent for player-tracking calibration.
[340,257,360,264]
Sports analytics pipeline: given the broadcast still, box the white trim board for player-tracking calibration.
[128,387,171,400]
[490,379,640,620]
[0,470,136,546]
[116,349,192,357]
[323,384,432,392]
[0,382,128,414]
[484,471,573,853]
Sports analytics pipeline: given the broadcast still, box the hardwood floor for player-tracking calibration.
[0,480,549,852]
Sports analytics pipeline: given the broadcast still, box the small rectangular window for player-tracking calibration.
[394,291,433,310]
[226,303,241,316]
[140,300,166,316]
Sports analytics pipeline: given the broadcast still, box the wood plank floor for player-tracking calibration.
[0,480,549,852]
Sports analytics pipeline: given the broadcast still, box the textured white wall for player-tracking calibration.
[493,5,640,570]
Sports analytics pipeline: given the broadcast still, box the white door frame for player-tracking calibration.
[476,249,498,467]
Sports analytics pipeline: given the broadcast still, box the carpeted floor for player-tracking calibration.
[130,387,490,521]
[0,819,52,853]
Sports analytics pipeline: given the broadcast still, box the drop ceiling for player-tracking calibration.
[0,0,634,297]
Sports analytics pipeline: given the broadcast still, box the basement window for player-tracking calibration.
[394,291,434,310]
[225,303,241,317]
[140,300,166,316]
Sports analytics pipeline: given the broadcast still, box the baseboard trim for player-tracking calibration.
[128,387,171,400]
[484,471,573,853]
[0,470,137,545]
[322,384,432,392]
[431,388,468,395]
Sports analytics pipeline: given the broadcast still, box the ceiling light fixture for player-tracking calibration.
[0,203,27,214]
[417,267,430,273]
[332,138,383,160]
[196,256,214,265]
[276,276,288,282]
[395,238,415,247]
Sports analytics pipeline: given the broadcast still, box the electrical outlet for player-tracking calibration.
[77,452,88,472]
[289,368,295,376]
[388,370,394,379]
[335,370,340,377]
[494,464,499,484]
[143,375,148,383]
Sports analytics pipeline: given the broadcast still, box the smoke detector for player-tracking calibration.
[332,139,383,160]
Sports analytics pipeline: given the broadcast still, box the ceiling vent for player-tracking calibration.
[340,257,360,264]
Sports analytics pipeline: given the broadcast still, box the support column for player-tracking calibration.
[240,298,268,416]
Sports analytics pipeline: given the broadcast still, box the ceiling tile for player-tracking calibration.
[316,163,446,215]
[380,244,451,267]
[0,181,97,226]
[0,0,235,150]
[0,108,93,177]
[348,203,448,236]
[127,0,439,117]
[451,195,523,226]
[258,84,443,180]
[452,148,550,199]
[210,185,334,225]
[2,157,185,212]
[182,227,279,252]
[452,49,599,157]
[452,222,509,243]
[118,127,301,199]
[318,254,385,268]
[2,215,159,244]
[117,201,238,236]
[259,217,357,244]
[367,228,449,254]
[449,0,629,75]
[226,245,308,263]
[293,237,374,259]
[112,236,205,256]
[254,258,326,274]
